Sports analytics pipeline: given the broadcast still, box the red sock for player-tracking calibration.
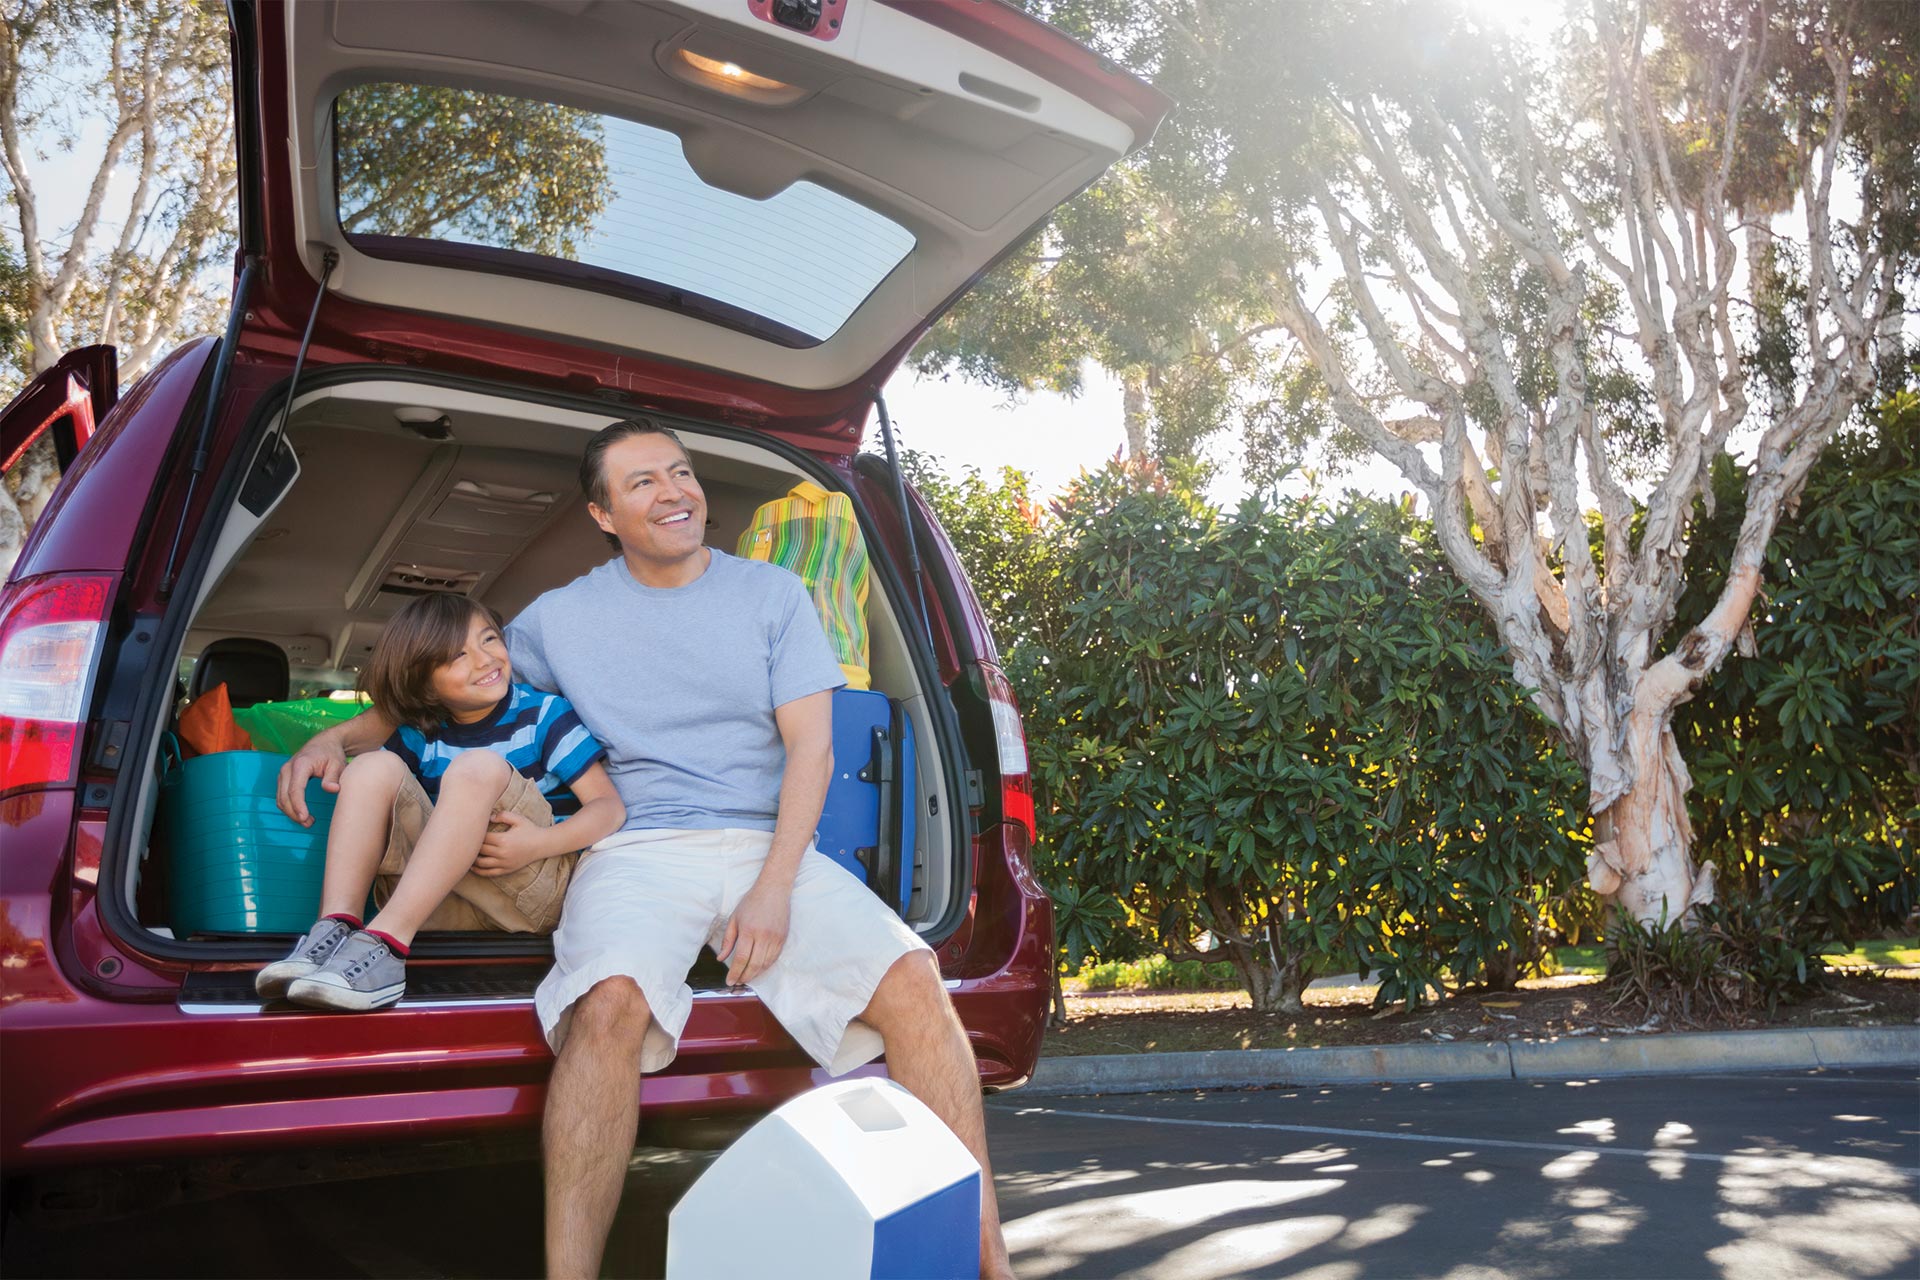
[366,929,410,957]
[324,912,363,930]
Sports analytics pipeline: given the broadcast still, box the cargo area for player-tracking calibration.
[115,375,962,959]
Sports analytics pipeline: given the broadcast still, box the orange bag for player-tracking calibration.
[178,683,253,756]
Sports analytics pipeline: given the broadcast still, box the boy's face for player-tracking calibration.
[430,611,511,724]
[587,433,707,569]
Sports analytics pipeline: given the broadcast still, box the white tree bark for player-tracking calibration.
[1263,0,1905,925]
[2,0,234,383]
[2,0,234,566]
[1122,369,1151,460]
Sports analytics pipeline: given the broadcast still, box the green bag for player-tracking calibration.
[230,695,370,755]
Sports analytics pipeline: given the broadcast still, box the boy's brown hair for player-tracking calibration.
[358,592,505,732]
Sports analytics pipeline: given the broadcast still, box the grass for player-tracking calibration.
[1828,938,1920,968]
[1073,954,1240,992]
[1065,937,1918,993]
[1553,944,1606,975]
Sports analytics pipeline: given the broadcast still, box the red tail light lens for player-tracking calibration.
[0,574,112,797]
[979,663,1035,843]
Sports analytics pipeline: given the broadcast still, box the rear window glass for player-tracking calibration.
[332,83,916,344]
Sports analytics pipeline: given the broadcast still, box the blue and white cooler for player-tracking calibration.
[665,1078,980,1280]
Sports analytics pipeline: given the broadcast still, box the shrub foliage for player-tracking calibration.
[906,402,1914,1013]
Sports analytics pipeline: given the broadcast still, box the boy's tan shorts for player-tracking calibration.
[372,770,575,933]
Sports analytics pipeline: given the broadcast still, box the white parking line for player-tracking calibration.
[1006,1104,1920,1180]
[1686,1071,1920,1086]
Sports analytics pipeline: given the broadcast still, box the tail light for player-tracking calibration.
[978,663,1036,843]
[0,574,112,798]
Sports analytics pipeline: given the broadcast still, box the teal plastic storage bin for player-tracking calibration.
[163,749,337,936]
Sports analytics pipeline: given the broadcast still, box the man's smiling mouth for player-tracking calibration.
[657,511,693,526]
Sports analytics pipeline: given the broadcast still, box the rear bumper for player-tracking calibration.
[2,974,1044,1172]
[5,937,1058,1173]
[2,829,1052,1173]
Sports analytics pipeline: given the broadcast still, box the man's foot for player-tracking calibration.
[254,917,354,998]
[285,930,407,1011]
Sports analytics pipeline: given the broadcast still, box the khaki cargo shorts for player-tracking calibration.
[534,827,931,1072]
[373,769,576,933]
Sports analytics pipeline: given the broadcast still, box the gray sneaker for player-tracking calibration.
[284,930,406,1012]
[255,917,354,998]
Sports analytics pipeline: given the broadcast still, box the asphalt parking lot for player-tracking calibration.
[989,1068,1920,1279]
[4,1067,1915,1278]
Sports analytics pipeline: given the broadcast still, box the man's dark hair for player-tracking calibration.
[579,417,685,510]
[579,418,687,553]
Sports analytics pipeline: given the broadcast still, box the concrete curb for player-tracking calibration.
[1020,1025,1919,1097]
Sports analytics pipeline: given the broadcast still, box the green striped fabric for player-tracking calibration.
[737,481,872,690]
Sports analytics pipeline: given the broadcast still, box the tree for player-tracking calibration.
[1030,461,1587,1011]
[909,41,1280,470]
[0,233,25,371]
[334,83,611,260]
[962,0,1915,926]
[1253,0,1912,927]
[1677,392,1920,932]
[2,0,236,386]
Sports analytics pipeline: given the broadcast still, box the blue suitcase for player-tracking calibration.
[816,689,917,916]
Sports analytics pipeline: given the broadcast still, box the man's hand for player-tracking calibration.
[276,732,348,826]
[474,810,547,877]
[718,875,793,987]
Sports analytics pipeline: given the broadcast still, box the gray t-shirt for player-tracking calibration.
[505,548,846,833]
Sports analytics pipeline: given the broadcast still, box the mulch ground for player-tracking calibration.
[1039,970,1920,1057]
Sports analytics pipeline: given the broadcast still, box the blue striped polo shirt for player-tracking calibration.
[383,682,605,815]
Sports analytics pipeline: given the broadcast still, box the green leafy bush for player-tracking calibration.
[1675,394,1920,936]
[1605,886,1839,1023]
[1021,462,1589,1011]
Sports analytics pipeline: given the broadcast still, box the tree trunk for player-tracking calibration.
[1121,370,1150,460]
[1585,701,1714,928]
[1485,948,1521,991]
[1218,925,1306,1014]
[1,435,62,576]
[1048,965,1069,1032]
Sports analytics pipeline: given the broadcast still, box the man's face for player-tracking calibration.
[588,432,707,568]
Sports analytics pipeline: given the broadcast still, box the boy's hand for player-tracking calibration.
[475,810,546,876]
[277,732,348,826]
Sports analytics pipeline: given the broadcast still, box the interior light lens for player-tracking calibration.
[669,48,805,105]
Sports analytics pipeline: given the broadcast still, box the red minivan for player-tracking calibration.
[0,0,1164,1216]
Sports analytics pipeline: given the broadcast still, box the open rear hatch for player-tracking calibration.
[232,0,1168,439]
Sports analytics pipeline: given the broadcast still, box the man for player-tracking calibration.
[278,418,1015,1279]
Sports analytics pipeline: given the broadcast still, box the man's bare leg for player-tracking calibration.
[859,951,1013,1280]
[545,977,652,1280]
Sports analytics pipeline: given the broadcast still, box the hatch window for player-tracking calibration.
[332,83,917,345]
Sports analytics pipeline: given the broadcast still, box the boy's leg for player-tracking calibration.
[441,772,565,932]
[365,751,512,947]
[316,750,412,920]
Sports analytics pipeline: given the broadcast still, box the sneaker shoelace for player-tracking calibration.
[345,942,390,979]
